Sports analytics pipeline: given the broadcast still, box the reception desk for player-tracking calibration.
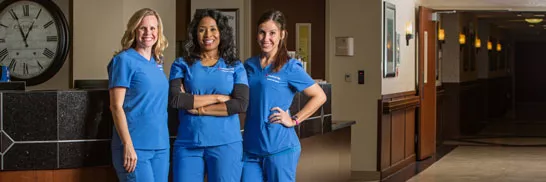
[0,83,354,181]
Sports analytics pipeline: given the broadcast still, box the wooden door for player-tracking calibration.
[417,6,437,160]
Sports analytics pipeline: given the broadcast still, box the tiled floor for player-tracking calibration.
[405,120,546,182]
[407,146,546,182]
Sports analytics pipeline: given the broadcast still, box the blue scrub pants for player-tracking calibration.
[112,148,170,182]
[241,147,301,182]
[173,141,243,182]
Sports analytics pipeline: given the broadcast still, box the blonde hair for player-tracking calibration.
[117,8,168,63]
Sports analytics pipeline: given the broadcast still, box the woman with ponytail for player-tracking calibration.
[242,9,326,182]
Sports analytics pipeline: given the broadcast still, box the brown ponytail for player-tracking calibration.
[257,9,289,72]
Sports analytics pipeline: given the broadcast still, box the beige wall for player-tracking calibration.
[327,0,382,172]
[381,0,417,95]
[27,0,70,90]
[190,0,252,60]
[73,0,176,80]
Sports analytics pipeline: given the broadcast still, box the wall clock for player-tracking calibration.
[0,0,69,86]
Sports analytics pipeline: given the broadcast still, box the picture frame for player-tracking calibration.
[296,23,312,73]
[383,2,396,78]
[396,32,401,66]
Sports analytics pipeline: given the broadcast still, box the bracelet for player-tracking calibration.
[292,115,300,126]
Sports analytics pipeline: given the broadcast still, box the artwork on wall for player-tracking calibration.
[296,23,312,73]
[396,32,401,66]
[383,1,396,78]
[396,32,401,76]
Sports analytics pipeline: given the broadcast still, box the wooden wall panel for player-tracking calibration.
[381,113,392,170]
[391,110,406,164]
[378,91,418,179]
[405,109,416,158]
[251,0,326,79]
[0,166,116,182]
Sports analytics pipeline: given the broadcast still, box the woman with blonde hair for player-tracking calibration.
[107,8,170,182]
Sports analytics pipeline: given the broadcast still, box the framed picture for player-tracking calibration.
[396,32,401,66]
[296,23,312,73]
[383,2,396,78]
[216,9,240,55]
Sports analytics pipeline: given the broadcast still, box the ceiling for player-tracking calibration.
[422,0,546,10]
[425,0,546,36]
[473,11,546,30]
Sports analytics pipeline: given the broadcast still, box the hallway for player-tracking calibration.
[407,120,546,182]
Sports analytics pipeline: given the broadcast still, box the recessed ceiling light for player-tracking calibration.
[526,18,543,23]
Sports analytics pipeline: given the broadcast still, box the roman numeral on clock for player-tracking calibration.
[47,36,58,42]
[43,48,54,59]
[43,20,54,29]
[0,39,5,43]
[23,5,30,16]
[36,8,42,19]
[23,63,29,74]
[9,59,16,70]
[36,60,44,70]
[0,23,7,28]
[9,9,18,20]
[0,48,7,62]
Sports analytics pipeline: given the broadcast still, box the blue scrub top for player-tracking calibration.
[107,48,170,150]
[243,56,315,156]
[169,57,248,147]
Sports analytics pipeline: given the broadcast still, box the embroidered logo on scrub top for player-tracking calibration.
[218,67,235,73]
[157,64,163,71]
[265,74,281,83]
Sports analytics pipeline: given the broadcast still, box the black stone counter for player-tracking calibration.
[0,90,112,171]
[0,83,348,171]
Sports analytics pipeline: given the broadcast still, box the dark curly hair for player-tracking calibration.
[183,9,239,65]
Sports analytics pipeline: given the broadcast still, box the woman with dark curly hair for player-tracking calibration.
[168,9,248,182]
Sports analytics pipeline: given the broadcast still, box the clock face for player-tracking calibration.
[0,0,69,86]
[0,1,58,79]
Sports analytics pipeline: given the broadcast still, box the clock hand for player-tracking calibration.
[24,20,35,41]
[11,9,29,47]
[17,24,28,47]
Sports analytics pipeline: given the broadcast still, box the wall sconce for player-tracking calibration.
[405,22,413,46]
[459,33,466,51]
[496,43,502,52]
[459,33,466,45]
[475,38,481,52]
[487,41,493,51]
[438,28,445,43]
